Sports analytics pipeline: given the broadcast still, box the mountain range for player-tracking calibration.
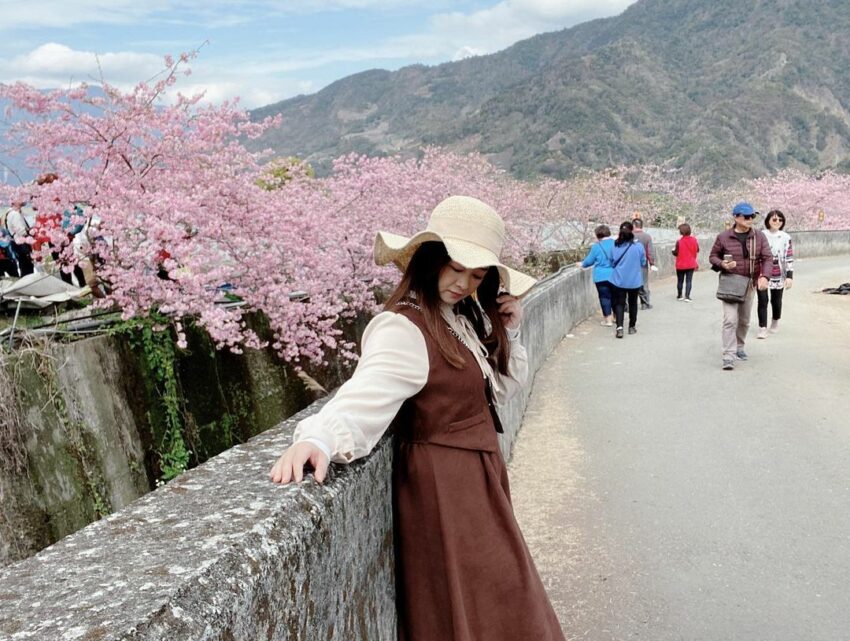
[249,0,850,185]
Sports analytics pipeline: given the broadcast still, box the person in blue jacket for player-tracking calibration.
[576,224,615,326]
[610,220,647,338]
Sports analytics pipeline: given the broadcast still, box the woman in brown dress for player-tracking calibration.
[270,196,565,641]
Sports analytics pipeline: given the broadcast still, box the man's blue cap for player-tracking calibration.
[732,202,756,216]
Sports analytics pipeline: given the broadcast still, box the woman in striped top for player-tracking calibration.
[757,209,794,339]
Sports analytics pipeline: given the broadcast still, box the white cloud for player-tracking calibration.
[426,0,636,56]
[1,43,165,87]
[0,43,310,108]
[453,46,484,62]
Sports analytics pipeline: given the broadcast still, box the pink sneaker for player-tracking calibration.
[757,327,768,339]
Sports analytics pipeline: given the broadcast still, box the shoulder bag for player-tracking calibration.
[612,242,634,269]
[716,236,755,303]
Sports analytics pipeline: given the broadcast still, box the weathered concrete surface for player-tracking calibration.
[0,397,396,641]
[0,340,150,566]
[510,254,850,640]
[790,229,850,257]
[54,338,151,513]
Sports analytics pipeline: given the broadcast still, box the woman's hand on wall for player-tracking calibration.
[269,442,329,484]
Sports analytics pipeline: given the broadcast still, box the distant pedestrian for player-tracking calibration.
[709,202,773,370]
[632,217,657,309]
[757,209,794,339]
[0,229,19,277]
[32,173,88,288]
[1,202,35,276]
[610,221,646,338]
[577,224,615,326]
[672,223,699,301]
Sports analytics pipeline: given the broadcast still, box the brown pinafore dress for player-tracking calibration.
[392,305,565,641]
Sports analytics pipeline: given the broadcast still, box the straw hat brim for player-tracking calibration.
[374,230,537,297]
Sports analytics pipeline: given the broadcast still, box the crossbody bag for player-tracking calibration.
[716,235,756,303]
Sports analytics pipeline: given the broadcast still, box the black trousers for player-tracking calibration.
[12,243,34,276]
[757,288,784,327]
[0,258,19,277]
[612,286,640,329]
[676,269,694,298]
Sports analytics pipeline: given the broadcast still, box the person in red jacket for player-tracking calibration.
[709,202,773,370]
[673,223,699,301]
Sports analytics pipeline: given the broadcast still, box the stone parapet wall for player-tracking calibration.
[789,229,850,258]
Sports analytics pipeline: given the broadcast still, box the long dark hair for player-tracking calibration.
[615,221,634,247]
[384,241,510,374]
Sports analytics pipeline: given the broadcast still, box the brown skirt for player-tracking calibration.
[393,440,565,641]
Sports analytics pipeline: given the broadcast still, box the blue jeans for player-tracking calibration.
[595,281,613,316]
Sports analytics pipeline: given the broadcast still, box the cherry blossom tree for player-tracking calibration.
[746,169,850,230]
[0,60,543,364]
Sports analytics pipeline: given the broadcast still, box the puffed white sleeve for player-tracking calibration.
[292,311,429,463]
[491,326,529,406]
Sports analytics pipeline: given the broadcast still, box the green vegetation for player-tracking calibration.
[108,314,190,482]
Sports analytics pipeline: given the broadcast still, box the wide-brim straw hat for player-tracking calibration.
[373,195,537,297]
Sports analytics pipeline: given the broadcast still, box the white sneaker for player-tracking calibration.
[769,320,780,333]
[757,327,768,339]
[683,297,693,303]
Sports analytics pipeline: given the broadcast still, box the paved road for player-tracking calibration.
[509,255,850,641]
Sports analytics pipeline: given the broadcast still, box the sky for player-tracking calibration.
[0,0,637,109]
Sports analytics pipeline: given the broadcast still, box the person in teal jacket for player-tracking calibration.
[576,224,615,326]
[610,221,647,338]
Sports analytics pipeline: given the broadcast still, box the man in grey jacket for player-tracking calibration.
[632,218,655,309]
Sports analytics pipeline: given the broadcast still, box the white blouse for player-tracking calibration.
[293,307,529,464]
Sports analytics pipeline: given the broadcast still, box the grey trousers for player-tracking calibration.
[721,284,755,358]
[638,266,650,305]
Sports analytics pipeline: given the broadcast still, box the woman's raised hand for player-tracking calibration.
[269,442,329,484]
[496,294,522,330]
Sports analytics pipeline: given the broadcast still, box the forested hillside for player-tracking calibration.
[251,0,850,184]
